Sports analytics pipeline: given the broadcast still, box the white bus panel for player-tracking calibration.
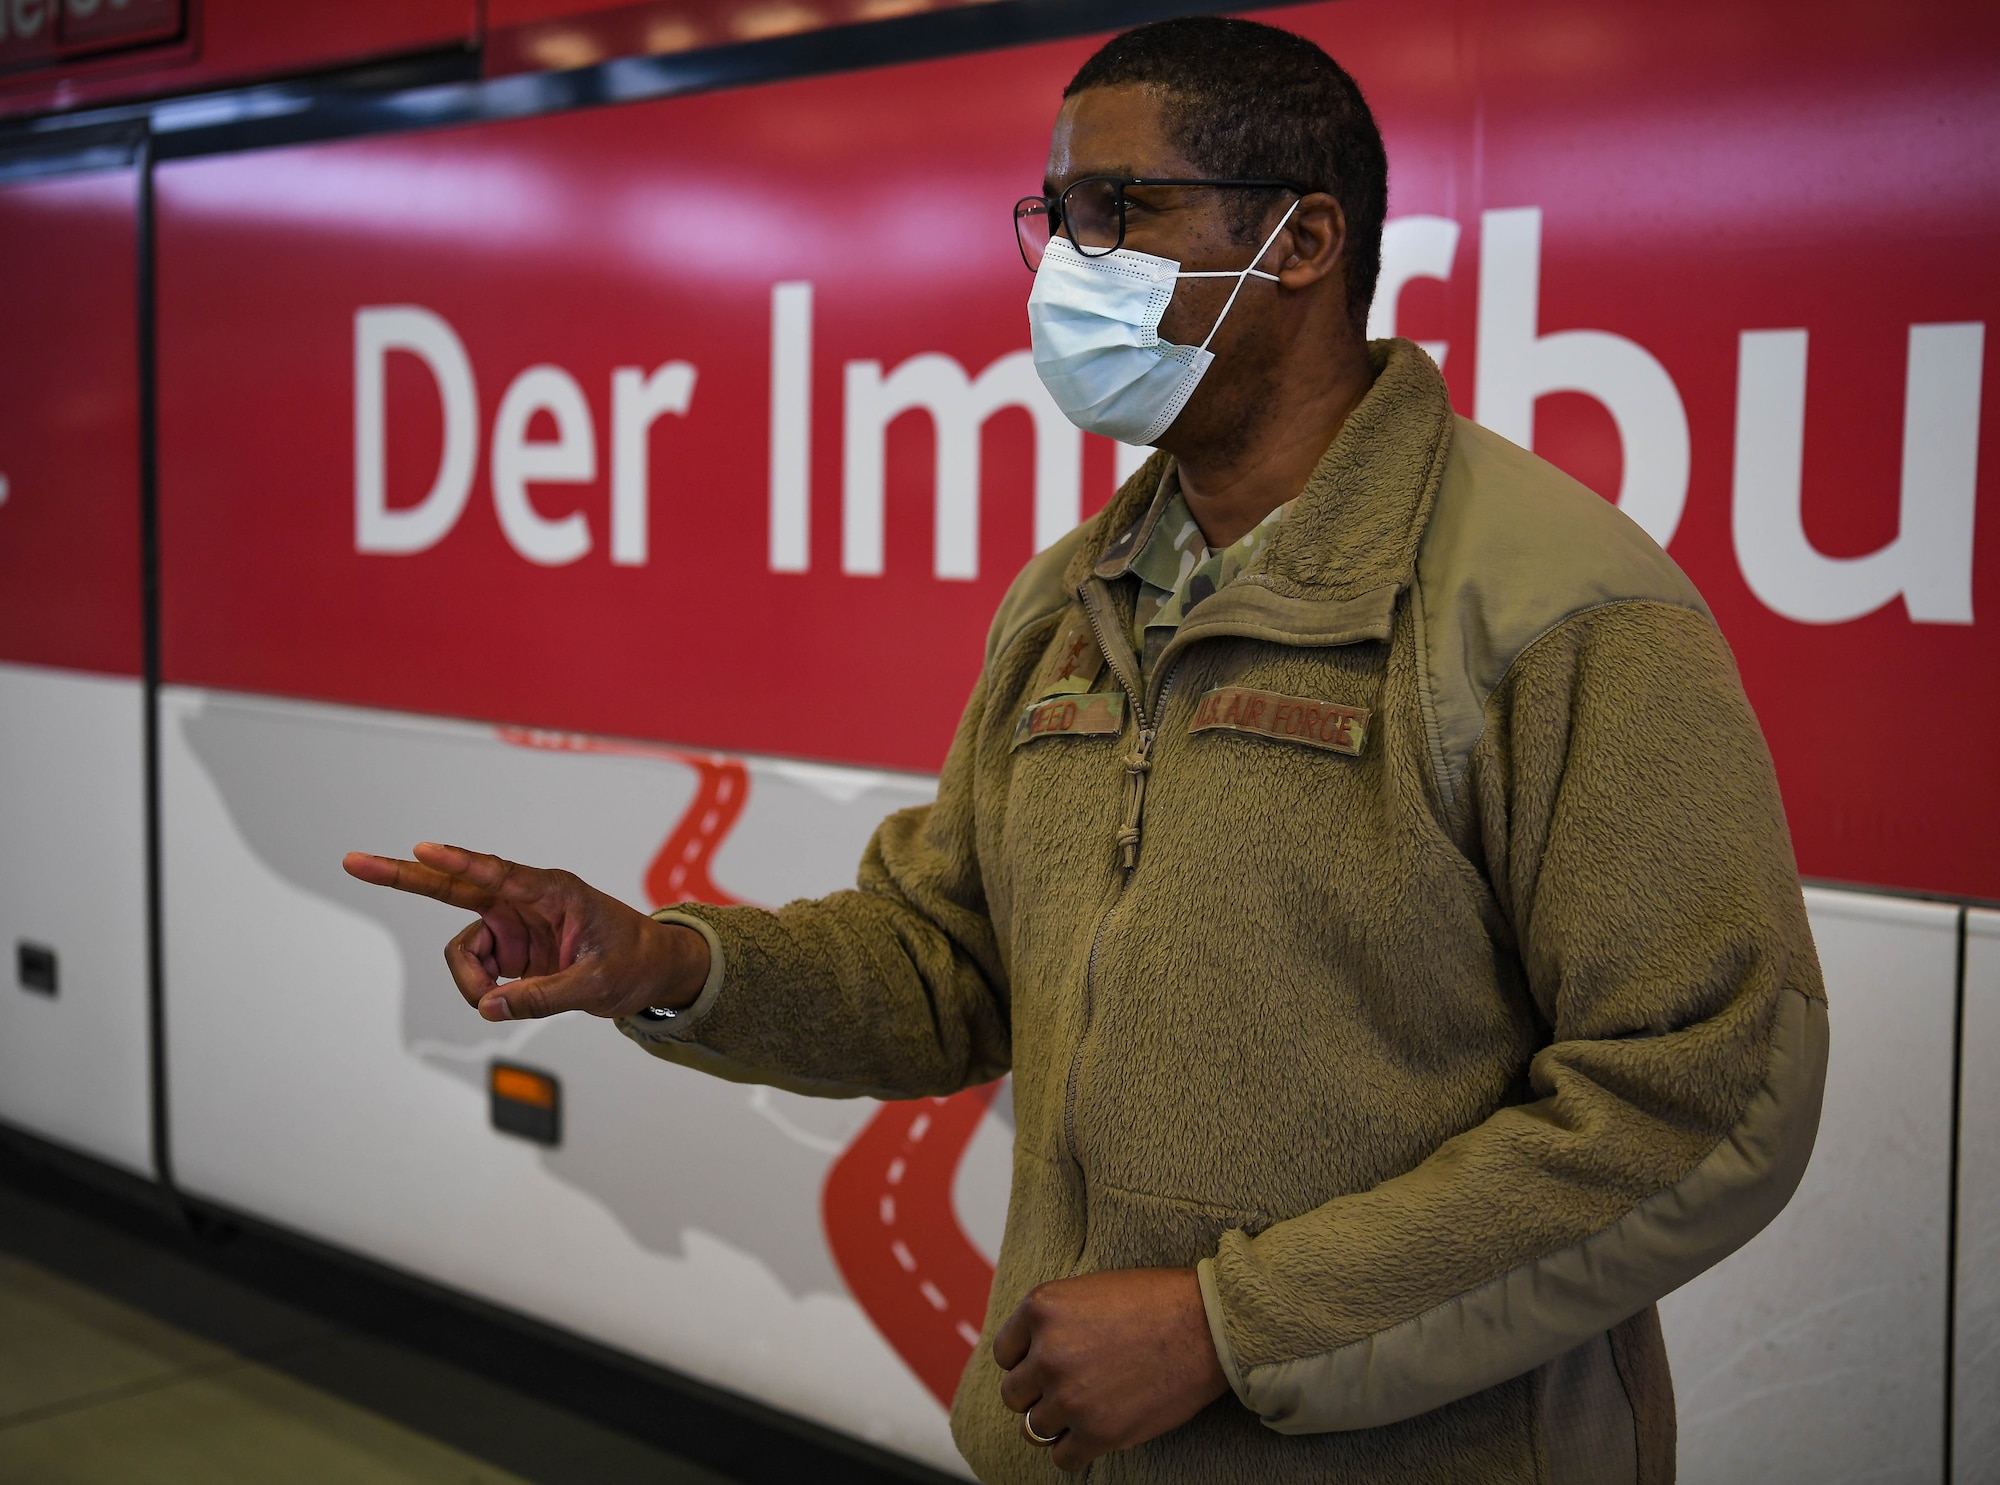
[0,662,151,1175]
[1957,909,2000,1482]
[158,685,991,1474]
[158,682,1968,1479]
[1660,890,1960,1485]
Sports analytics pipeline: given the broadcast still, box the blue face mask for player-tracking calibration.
[1027,199,1300,446]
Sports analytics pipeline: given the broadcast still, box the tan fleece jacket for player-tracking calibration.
[621,339,1829,1485]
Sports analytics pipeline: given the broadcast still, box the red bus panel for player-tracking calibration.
[0,167,141,678]
[154,0,2000,898]
[0,0,475,119]
[483,0,1011,75]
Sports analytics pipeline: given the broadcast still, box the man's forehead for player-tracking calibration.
[1044,88,1181,189]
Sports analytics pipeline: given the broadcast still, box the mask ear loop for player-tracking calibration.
[1177,197,1303,353]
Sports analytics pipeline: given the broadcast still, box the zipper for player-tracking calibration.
[1115,670,1179,869]
[1064,581,1186,1179]
[1078,579,1181,870]
[1058,575,1389,1202]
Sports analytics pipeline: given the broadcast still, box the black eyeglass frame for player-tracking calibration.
[1013,175,1310,271]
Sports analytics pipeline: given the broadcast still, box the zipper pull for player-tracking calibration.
[1116,728,1156,870]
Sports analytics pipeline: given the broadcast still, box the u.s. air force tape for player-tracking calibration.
[1188,686,1369,756]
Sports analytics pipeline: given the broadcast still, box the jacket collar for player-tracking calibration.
[1066,339,1456,626]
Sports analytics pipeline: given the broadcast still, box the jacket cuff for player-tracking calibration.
[1196,1256,1249,1405]
[618,907,726,1042]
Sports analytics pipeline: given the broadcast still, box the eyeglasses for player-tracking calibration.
[1013,176,1307,272]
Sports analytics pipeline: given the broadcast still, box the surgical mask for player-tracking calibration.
[1027,198,1300,446]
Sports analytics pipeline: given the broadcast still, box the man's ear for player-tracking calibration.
[1276,192,1346,289]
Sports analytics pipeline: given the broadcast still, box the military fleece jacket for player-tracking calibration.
[621,339,1829,1485]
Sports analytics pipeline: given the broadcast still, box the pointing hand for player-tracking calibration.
[341,842,708,1022]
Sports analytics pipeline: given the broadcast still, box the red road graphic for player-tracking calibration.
[496,727,1001,1406]
[641,754,748,907]
[494,727,747,907]
[822,1085,1002,1408]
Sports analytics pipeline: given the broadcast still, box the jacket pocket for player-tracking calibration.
[1076,1179,1272,1275]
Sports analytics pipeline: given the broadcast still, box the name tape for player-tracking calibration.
[1189,686,1370,756]
[1012,692,1127,749]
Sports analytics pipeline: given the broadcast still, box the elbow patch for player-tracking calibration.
[1218,988,1828,1434]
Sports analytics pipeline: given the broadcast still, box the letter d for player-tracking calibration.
[355,306,478,554]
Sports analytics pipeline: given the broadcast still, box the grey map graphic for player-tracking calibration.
[179,692,1011,1301]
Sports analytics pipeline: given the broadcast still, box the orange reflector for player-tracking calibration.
[488,1061,562,1147]
[491,1065,557,1109]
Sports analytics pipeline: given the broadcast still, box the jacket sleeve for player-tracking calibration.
[614,666,1012,1101]
[1195,599,1829,1432]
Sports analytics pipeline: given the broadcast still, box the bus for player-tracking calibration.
[1,0,1994,1476]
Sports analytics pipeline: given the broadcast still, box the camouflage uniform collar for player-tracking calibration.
[1130,480,1290,621]
[1125,473,1201,592]
[1091,460,1179,581]
[1063,338,1457,606]
[1127,479,1291,676]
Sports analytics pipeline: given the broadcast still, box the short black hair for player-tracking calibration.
[1065,16,1388,331]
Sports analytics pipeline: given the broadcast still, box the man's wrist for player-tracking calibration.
[637,920,710,1019]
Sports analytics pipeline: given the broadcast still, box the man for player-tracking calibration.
[346,17,1827,1483]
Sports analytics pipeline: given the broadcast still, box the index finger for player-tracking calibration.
[342,851,495,910]
[993,1291,1036,1373]
[411,842,557,906]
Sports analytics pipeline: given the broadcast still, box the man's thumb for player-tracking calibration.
[478,966,589,1022]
